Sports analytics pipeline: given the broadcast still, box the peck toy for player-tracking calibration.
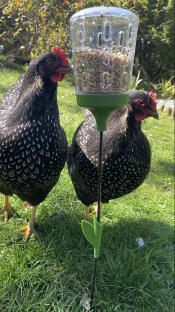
[70,6,138,309]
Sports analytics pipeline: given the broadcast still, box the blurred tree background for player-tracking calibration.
[0,0,174,90]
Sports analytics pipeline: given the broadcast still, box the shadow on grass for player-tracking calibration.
[37,205,173,263]
[37,209,174,255]
[158,160,174,176]
[149,159,174,179]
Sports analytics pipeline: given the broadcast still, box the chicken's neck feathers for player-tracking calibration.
[1,71,59,128]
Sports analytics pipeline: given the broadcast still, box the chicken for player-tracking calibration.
[67,90,159,217]
[0,47,71,238]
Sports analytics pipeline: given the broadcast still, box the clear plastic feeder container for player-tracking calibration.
[70,7,138,94]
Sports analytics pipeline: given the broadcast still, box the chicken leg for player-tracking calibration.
[85,202,103,219]
[0,195,14,223]
[18,206,38,240]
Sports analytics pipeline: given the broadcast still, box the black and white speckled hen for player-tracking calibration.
[0,47,71,238]
[67,90,159,217]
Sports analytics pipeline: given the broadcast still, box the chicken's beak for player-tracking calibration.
[58,65,73,74]
[146,107,159,119]
[152,110,159,119]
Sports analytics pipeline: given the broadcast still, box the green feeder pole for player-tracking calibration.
[78,94,128,305]
[70,6,138,309]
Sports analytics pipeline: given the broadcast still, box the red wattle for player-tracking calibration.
[135,114,147,121]
[50,73,64,83]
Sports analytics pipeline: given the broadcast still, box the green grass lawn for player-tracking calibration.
[0,57,174,312]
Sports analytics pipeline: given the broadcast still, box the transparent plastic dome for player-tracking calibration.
[70,7,138,94]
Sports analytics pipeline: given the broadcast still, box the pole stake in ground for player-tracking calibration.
[70,6,139,308]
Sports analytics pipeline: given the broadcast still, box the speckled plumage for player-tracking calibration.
[0,52,68,206]
[68,91,158,206]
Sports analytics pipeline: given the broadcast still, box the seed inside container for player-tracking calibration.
[74,48,131,94]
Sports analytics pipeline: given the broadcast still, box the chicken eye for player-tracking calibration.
[135,99,145,107]
[46,59,56,67]
[141,103,146,107]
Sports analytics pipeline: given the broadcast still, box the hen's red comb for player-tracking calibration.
[52,47,69,66]
[149,91,157,108]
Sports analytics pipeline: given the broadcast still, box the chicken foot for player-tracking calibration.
[18,206,38,240]
[0,195,14,223]
[85,202,103,219]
